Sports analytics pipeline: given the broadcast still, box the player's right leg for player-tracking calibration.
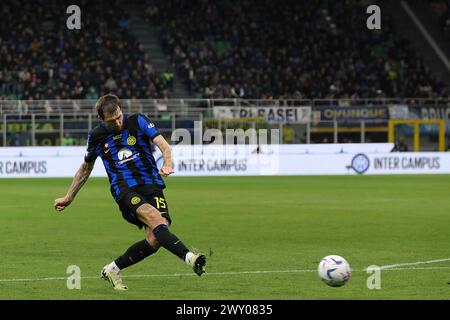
[144,223,206,276]
[137,203,206,276]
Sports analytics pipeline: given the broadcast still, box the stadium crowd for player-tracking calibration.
[143,0,448,99]
[0,0,169,101]
[0,0,449,101]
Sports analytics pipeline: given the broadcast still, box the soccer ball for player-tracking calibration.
[318,255,351,287]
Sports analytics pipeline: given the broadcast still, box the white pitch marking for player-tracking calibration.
[379,258,450,270]
[0,258,449,283]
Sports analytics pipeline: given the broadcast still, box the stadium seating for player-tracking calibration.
[0,0,169,100]
[1,0,448,101]
[142,0,449,99]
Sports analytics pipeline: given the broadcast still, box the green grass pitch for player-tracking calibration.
[0,175,449,299]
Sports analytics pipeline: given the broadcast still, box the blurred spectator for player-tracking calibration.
[163,69,174,88]
[8,133,21,146]
[391,135,409,152]
[282,124,295,144]
[85,86,99,100]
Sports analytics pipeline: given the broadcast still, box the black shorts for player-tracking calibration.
[117,185,172,229]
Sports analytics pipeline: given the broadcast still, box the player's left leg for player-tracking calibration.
[101,191,163,290]
[101,237,159,290]
[113,238,159,271]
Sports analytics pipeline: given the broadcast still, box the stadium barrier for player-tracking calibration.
[1,144,449,178]
[1,98,448,148]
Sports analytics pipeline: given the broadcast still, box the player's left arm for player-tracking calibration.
[137,113,174,177]
[152,135,174,177]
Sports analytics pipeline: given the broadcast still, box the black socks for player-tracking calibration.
[152,224,189,261]
[114,239,158,270]
[114,225,190,270]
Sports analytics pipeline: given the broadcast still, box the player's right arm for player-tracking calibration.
[54,131,99,212]
[54,161,95,211]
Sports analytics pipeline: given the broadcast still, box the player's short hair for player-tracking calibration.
[95,94,122,119]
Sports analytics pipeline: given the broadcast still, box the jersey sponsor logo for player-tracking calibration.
[148,123,155,129]
[117,148,140,165]
[131,196,141,205]
[127,136,136,146]
[118,148,133,161]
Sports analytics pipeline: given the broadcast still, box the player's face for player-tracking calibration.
[103,108,123,132]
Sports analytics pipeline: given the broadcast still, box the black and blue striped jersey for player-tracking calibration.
[84,113,165,200]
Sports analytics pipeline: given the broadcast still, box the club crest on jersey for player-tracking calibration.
[131,196,141,205]
[127,136,136,146]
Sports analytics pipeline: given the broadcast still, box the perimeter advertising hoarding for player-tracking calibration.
[212,106,311,123]
[1,144,449,177]
[313,105,389,126]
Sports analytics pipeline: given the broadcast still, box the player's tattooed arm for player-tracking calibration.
[152,135,174,177]
[54,161,95,211]
[67,161,95,199]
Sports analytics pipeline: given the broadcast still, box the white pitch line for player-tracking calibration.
[379,258,450,270]
[126,269,318,278]
[378,266,450,271]
[1,265,450,283]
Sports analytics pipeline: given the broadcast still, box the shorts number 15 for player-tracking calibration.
[154,197,166,209]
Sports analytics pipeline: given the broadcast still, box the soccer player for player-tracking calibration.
[53,94,206,290]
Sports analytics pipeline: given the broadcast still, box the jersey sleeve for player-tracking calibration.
[137,114,161,141]
[84,131,99,163]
